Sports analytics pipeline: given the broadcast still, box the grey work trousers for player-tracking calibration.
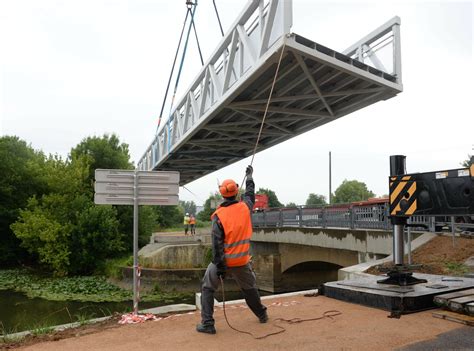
[200,262,267,326]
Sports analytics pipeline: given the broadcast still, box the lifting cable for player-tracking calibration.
[157,1,204,134]
[218,42,341,339]
[220,277,342,339]
[239,42,287,191]
[212,0,225,36]
[189,3,204,66]
[249,42,287,167]
[181,185,205,204]
[221,41,343,339]
[157,8,190,133]
[162,0,227,200]
[167,2,198,118]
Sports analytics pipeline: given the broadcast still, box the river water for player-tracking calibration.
[0,290,194,334]
[1,284,283,335]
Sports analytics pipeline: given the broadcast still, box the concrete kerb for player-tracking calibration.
[195,289,319,310]
[140,304,196,314]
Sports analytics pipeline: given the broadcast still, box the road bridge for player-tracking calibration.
[250,226,404,292]
[138,0,402,185]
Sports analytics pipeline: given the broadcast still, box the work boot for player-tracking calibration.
[196,323,216,334]
[259,311,268,324]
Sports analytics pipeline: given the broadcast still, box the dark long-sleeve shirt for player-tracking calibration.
[211,178,255,270]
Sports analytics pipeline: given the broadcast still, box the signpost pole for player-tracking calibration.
[94,168,180,315]
[133,170,139,315]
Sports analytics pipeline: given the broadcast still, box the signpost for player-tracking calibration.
[94,169,180,314]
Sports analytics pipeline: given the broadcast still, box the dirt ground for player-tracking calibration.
[367,234,474,276]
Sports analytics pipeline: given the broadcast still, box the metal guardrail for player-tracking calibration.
[252,204,474,234]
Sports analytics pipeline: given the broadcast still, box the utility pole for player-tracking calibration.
[329,151,332,204]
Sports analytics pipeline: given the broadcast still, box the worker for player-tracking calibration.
[189,214,196,235]
[196,165,267,334]
[183,213,190,235]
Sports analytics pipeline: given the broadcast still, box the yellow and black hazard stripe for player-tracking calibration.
[389,175,419,216]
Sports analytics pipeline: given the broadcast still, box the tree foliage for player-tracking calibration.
[0,136,48,266]
[5,133,189,274]
[9,134,161,275]
[154,205,183,229]
[69,134,155,251]
[286,202,297,208]
[70,134,133,186]
[462,155,472,167]
[179,200,197,216]
[305,193,327,207]
[11,155,126,275]
[332,179,375,204]
[198,192,222,221]
[257,188,283,208]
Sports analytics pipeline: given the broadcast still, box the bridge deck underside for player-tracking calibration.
[156,34,402,185]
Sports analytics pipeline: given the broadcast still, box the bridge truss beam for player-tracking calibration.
[138,0,402,185]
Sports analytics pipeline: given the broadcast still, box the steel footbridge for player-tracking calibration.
[137,0,403,185]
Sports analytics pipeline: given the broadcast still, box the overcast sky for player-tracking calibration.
[1,0,472,206]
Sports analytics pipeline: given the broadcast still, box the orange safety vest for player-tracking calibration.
[212,202,252,267]
[189,217,196,225]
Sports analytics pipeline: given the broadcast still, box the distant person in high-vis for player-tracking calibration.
[189,215,196,235]
[183,213,190,235]
[196,165,267,334]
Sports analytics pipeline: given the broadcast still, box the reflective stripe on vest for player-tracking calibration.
[212,202,252,267]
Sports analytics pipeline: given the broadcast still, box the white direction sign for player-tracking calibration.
[94,169,180,206]
[94,194,179,206]
[95,169,180,184]
[94,183,180,196]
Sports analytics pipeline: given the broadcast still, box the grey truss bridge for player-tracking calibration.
[137,0,402,185]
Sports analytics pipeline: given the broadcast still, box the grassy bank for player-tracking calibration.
[0,269,191,303]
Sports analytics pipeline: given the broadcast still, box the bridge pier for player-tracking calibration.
[251,242,283,293]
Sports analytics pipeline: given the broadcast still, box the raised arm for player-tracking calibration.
[242,165,255,211]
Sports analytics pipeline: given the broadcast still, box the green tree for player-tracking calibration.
[198,192,222,221]
[154,205,183,229]
[179,200,197,215]
[257,188,283,208]
[0,136,48,266]
[70,134,133,186]
[462,155,472,167]
[12,155,126,275]
[70,134,155,251]
[305,193,327,207]
[332,179,375,204]
[286,202,298,208]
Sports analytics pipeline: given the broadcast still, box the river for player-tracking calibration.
[0,290,194,334]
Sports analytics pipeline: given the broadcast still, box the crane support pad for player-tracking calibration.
[323,274,474,314]
[389,165,474,217]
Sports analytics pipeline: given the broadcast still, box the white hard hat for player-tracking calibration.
[186,213,189,215]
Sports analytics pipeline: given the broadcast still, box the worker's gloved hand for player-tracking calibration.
[216,268,226,280]
[246,165,253,180]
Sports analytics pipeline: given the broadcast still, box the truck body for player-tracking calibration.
[254,194,269,211]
